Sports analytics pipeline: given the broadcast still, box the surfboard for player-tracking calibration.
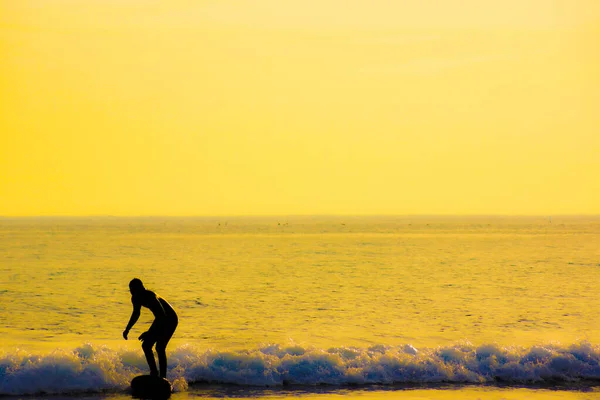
[130,375,172,399]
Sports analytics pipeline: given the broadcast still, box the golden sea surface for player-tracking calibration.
[2,216,599,349]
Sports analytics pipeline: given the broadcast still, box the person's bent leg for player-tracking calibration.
[156,322,177,378]
[142,338,158,376]
[156,340,168,379]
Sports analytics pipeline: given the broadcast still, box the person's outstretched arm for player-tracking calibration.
[123,302,141,339]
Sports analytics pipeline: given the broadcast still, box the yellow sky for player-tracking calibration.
[1,0,599,216]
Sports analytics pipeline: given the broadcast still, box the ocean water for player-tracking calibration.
[1,216,600,399]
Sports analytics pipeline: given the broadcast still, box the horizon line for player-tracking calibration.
[1,214,599,218]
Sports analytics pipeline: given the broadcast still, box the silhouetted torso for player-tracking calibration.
[132,290,178,324]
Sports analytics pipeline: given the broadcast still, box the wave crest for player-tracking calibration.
[1,341,600,395]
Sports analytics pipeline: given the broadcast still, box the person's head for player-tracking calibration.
[129,278,145,295]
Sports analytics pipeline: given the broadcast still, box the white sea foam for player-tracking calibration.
[1,341,600,395]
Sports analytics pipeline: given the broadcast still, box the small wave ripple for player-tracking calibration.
[1,341,600,395]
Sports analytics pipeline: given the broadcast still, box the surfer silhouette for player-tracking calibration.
[123,278,178,379]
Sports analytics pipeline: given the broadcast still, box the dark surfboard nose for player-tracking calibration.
[131,375,172,399]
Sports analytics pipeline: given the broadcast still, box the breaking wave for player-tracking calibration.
[2,341,600,395]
